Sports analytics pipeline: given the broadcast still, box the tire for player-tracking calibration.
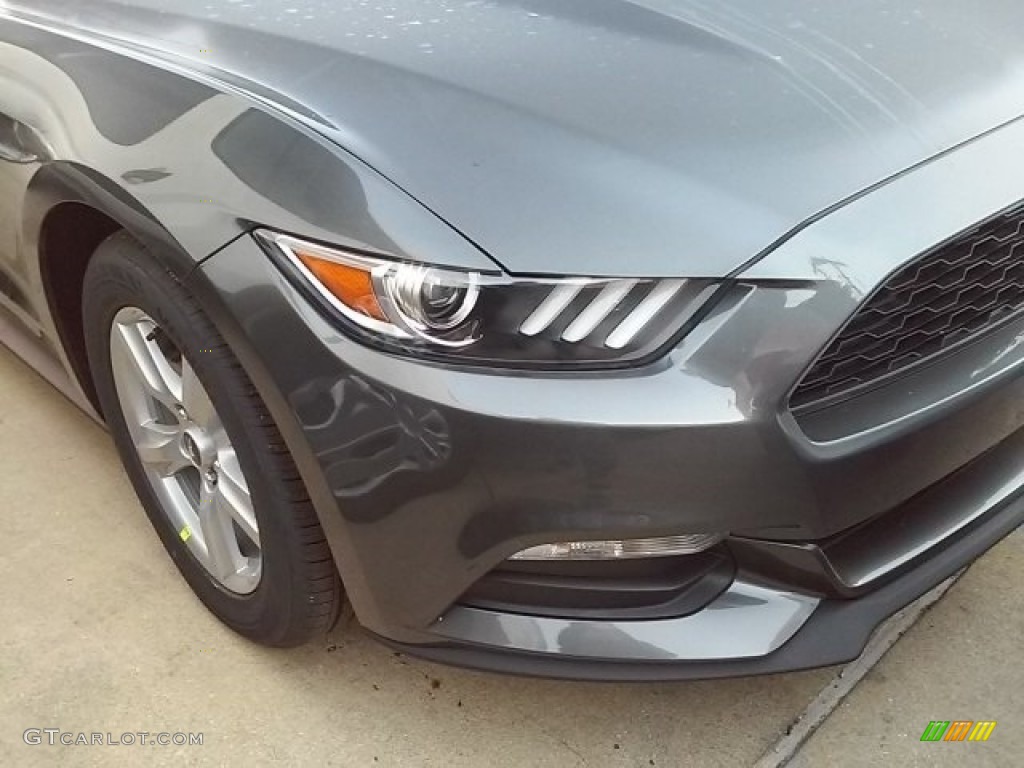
[82,231,343,647]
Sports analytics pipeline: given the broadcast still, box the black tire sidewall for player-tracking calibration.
[82,233,317,644]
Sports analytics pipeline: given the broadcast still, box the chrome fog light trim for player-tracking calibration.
[509,533,725,561]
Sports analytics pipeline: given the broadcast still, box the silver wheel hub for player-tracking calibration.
[109,307,262,594]
[180,428,213,470]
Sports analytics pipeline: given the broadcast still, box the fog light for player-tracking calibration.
[509,533,724,561]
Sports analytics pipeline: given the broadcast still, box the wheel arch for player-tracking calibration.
[24,162,214,413]
[23,162,349,594]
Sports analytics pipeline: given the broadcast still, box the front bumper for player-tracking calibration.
[191,117,1024,678]
[378,486,1024,680]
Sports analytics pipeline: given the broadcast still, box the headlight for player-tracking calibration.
[258,231,719,367]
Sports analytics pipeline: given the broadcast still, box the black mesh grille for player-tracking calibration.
[791,205,1024,410]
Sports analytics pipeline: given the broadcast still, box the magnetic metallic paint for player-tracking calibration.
[1,1,1023,676]
[12,0,1024,279]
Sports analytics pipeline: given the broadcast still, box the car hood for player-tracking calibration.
[12,0,1024,277]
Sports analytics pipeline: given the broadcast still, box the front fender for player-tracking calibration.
[1,15,496,271]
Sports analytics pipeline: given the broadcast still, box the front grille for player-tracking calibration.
[791,204,1024,410]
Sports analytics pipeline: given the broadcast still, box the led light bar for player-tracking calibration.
[518,278,715,350]
[561,280,639,342]
[509,533,724,561]
[605,279,688,349]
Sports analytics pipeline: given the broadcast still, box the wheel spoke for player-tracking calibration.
[136,421,188,477]
[112,320,182,410]
[109,307,261,595]
[181,360,218,430]
[197,483,244,583]
[216,452,259,546]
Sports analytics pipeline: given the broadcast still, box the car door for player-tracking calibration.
[0,115,31,315]
[0,30,50,330]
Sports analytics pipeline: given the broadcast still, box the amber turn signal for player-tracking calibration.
[293,250,387,322]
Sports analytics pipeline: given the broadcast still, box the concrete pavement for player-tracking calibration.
[0,342,1020,767]
[788,530,1023,767]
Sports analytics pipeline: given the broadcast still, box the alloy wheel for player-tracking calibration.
[108,306,262,594]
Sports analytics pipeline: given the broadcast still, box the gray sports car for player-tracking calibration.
[1,0,1022,680]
